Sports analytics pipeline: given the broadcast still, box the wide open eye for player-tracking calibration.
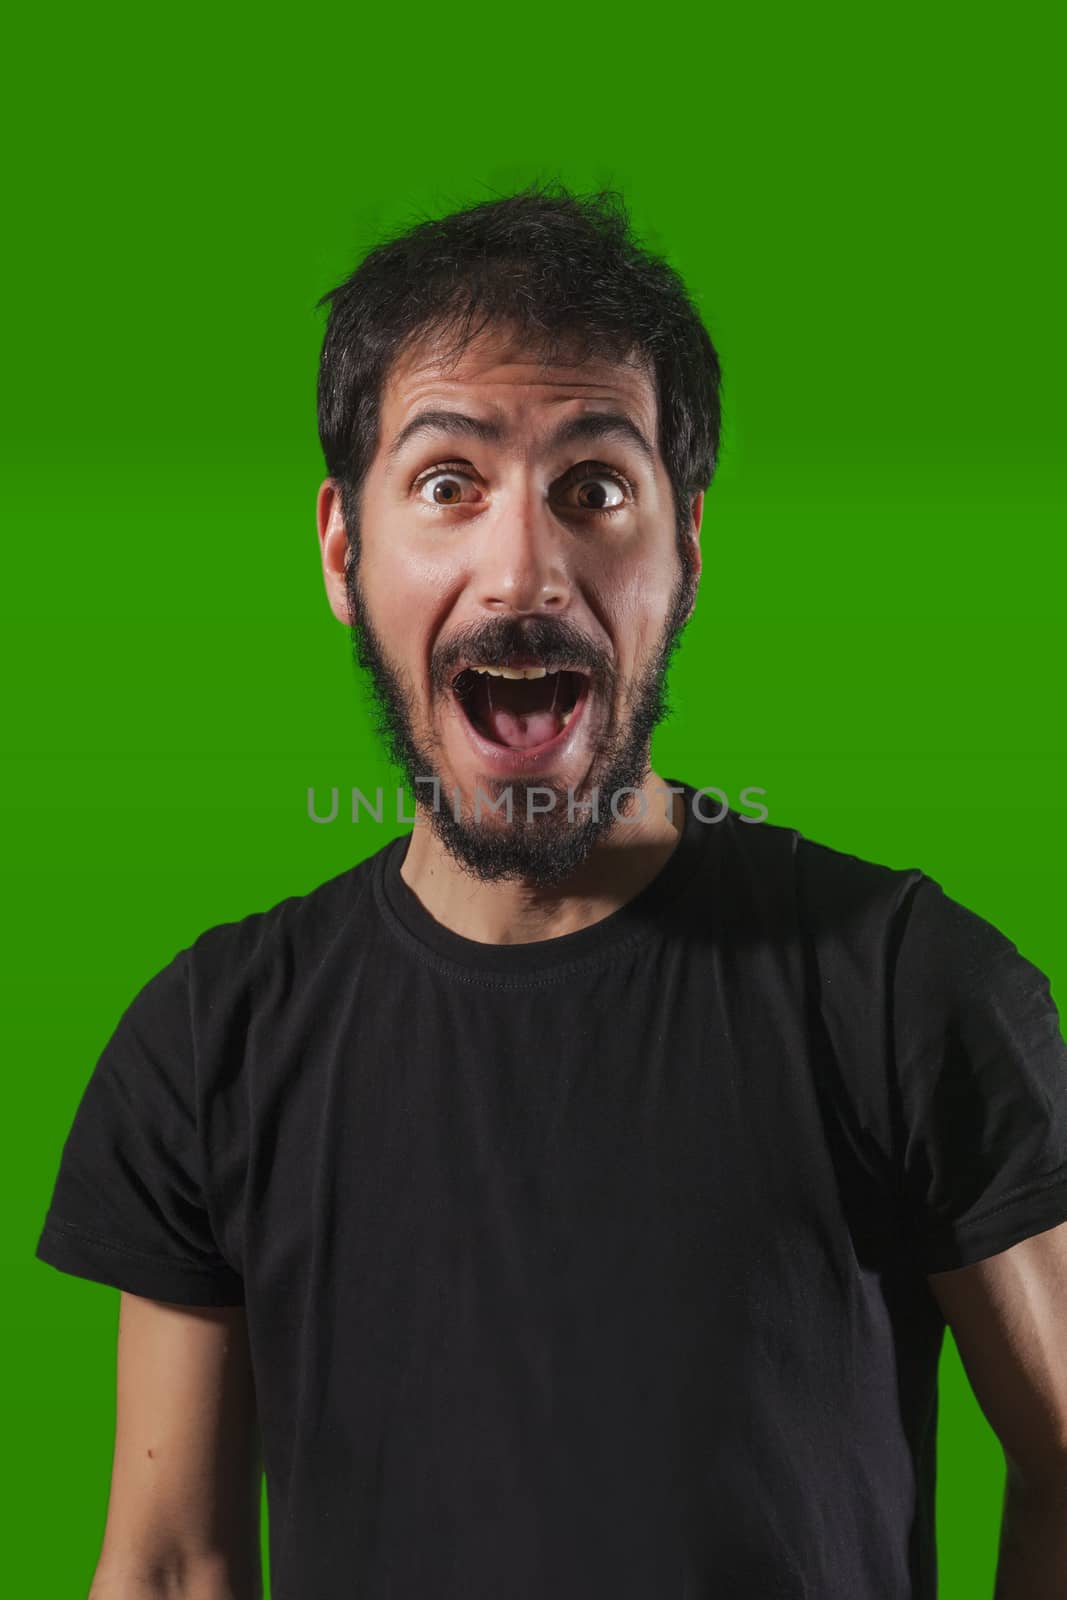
[556,469,631,513]
[415,470,481,508]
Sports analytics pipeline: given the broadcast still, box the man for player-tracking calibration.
[37,185,1067,1599]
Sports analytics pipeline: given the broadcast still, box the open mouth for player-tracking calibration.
[451,664,589,751]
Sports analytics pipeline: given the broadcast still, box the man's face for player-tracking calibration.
[318,322,703,887]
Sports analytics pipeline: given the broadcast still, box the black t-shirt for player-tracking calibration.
[36,779,1067,1599]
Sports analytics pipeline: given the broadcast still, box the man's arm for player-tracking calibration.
[88,1294,262,1600]
[926,1217,1067,1600]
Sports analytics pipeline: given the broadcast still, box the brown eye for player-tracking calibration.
[562,473,629,512]
[416,471,478,507]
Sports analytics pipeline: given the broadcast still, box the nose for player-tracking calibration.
[472,477,573,616]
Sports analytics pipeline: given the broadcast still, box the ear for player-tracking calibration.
[691,489,705,542]
[316,479,352,626]
[683,489,703,609]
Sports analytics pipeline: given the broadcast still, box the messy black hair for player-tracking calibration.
[316,181,722,570]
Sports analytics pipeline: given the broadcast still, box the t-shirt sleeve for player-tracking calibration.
[892,874,1067,1274]
[35,946,244,1305]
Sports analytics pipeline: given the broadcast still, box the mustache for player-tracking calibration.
[431,617,609,691]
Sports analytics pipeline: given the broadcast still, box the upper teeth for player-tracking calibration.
[468,665,551,679]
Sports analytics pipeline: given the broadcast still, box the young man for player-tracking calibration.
[37,186,1067,1599]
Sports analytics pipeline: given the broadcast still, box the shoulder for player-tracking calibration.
[726,813,1043,1010]
[714,805,926,950]
[183,843,391,1009]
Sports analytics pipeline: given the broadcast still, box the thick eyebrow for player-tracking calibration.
[386,409,506,462]
[385,408,655,467]
[547,411,655,466]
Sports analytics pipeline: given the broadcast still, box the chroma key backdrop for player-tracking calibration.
[4,3,1064,1596]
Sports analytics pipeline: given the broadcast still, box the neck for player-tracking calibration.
[398,769,685,946]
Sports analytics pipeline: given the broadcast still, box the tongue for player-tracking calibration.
[484,706,560,748]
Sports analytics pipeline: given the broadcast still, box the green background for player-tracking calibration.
[4,2,1064,1594]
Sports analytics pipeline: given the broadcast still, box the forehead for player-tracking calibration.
[379,324,659,441]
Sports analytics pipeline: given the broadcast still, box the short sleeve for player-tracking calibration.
[892,875,1067,1273]
[35,947,244,1305]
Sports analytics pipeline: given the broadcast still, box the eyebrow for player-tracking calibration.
[385,408,656,467]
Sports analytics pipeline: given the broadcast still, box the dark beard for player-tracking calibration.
[343,542,697,888]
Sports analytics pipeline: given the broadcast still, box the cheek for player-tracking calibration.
[363,507,459,600]
[610,561,678,658]
[358,518,431,620]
